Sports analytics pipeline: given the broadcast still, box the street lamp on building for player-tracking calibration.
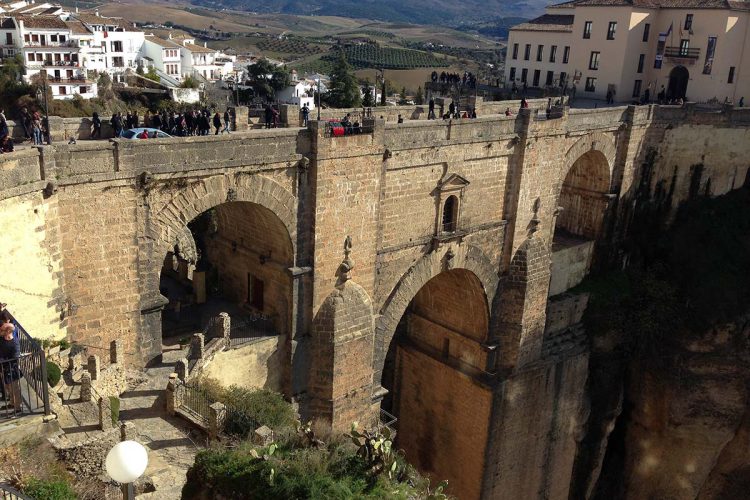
[106,440,149,500]
[36,74,50,145]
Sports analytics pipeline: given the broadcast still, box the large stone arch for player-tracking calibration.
[373,243,499,384]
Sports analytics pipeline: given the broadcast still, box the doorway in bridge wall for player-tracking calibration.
[381,269,491,500]
[550,150,611,296]
[159,201,292,393]
[667,65,689,101]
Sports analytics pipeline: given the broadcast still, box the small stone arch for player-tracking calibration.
[137,174,298,364]
[554,134,616,241]
[373,244,499,383]
[561,132,616,187]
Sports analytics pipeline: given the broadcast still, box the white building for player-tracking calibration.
[505,0,750,104]
[71,12,144,76]
[15,15,96,99]
[277,79,316,103]
[142,34,182,83]
[177,37,234,81]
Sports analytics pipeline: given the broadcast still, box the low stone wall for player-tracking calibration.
[201,336,282,392]
[51,425,121,478]
[545,292,589,334]
[549,240,595,297]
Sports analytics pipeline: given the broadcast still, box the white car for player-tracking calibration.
[122,128,173,139]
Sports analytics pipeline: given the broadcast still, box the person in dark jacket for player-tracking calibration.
[0,322,21,409]
[91,112,102,139]
[111,113,123,138]
[19,108,31,141]
[264,104,273,129]
[213,112,222,135]
[0,116,8,144]
[222,109,232,134]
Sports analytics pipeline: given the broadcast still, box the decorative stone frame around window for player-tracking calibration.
[432,173,470,247]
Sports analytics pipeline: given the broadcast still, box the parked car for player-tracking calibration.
[122,128,172,139]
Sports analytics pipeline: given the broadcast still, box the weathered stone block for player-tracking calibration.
[252,425,275,446]
[87,354,100,381]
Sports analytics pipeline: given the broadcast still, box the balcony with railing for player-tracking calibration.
[23,40,79,49]
[48,76,92,85]
[0,309,51,423]
[664,46,700,61]
[26,60,81,68]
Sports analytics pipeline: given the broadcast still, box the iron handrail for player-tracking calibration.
[1,309,50,419]
[0,483,33,499]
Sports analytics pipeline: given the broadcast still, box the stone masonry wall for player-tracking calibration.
[0,103,747,499]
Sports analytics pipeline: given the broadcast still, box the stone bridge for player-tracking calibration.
[1,103,748,500]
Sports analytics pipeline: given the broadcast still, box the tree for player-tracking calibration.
[180,75,199,89]
[246,59,291,101]
[415,86,424,105]
[398,86,408,105]
[362,79,374,107]
[325,50,361,108]
[145,66,160,83]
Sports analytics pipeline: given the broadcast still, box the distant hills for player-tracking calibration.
[186,0,546,26]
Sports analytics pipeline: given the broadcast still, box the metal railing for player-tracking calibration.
[379,408,398,432]
[664,47,700,59]
[0,483,33,499]
[0,311,50,422]
[229,313,276,347]
[24,41,79,48]
[176,382,212,426]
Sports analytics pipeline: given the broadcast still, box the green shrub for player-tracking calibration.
[23,478,76,500]
[109,396,120,426]
[182,437,450,500]
[195,377,296,436]
[46,362,61,388]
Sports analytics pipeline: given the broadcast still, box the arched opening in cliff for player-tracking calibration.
[550,150,611,296]
[380,268,492,500]
[159,201,293,393]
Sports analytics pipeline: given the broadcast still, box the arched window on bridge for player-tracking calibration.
[434,173,469,236]
[442,195,458,233]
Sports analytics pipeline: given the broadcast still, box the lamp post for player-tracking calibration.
[316,77,321,121]
[378,68,386,106]
[36,74,50,145]
[106,440,149,500]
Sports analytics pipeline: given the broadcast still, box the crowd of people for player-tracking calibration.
[426,97,478,120]
[431,71,478,89]
[107,108,234,138]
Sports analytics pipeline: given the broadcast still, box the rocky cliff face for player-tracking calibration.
[572,186,750,500]
[585,315,750,500]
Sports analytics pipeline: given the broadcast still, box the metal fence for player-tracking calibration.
[229,314,276,347]
[175,381,261,437]
[0,484,32,500]
[0,311,50,422]
[379,408,398,433]
[176,382,212,426]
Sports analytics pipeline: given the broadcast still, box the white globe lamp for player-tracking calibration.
[106,440,149,499]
